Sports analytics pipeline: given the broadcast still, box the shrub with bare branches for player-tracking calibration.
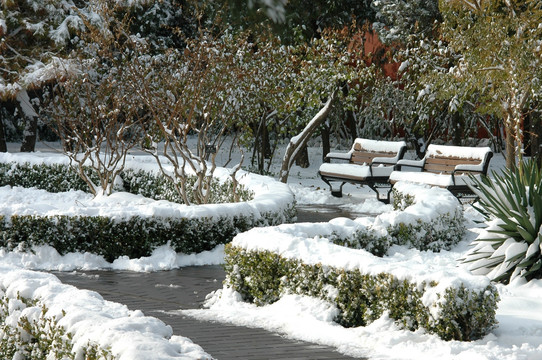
[44,5,144,196]
[127,31,249,205]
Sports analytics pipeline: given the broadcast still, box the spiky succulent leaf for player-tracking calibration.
[465,159,542,283]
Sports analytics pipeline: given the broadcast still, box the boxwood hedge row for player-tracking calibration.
[0,161,294,260]
[224,245,499,341]
[0,162,253,204]
[0,210,294,262]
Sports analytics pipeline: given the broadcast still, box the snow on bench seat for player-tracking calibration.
[318,139,407,203]
[389,144,493,199]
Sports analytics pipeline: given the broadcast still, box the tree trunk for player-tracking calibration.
[262,122,271,158]
[16,90,38,152]
[321,123,330,163]
[452,111,463,146]
[504,115,516,169]
[345,109,357,142]
[280,89,337,183]
[20,117,38,152]
[294,144,310,168]
[0,108,7,153]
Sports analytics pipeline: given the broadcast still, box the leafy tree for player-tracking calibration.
[0,0,86,151]
[439,0,542,169]
[223,0,375,43]
[127,30,253,204]
[371,0,441,45]
[277,25,377,182]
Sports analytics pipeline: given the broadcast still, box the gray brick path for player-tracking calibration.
[54,266,364,360]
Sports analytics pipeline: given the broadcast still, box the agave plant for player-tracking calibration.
[463,159,542,284]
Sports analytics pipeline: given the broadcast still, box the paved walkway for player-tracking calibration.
[53,206,366,360]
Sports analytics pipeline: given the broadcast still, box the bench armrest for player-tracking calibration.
[371,156,399,166]
[324,151,353,162]
[394,158,425,171]
[453,163,485,173]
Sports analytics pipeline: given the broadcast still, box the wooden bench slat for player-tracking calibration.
[427,157,481,165]
[424,163,456,174]
[425,157,482,174]
[351,151,396,165]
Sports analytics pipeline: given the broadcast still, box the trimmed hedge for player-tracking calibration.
[0,209,294,262]
[0,162,88,193]
[224,245,499,341]
[223,183,498,341]
[0,160,295,260]
[0,293,112,359]
[0,162,253,204]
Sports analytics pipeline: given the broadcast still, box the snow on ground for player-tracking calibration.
[2,141,542,360]
[0,264,212,360]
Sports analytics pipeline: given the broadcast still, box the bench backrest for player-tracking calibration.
[423,145,492,174]
[350,139,407,165]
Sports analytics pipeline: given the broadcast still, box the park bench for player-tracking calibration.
[318,138,407,203]
[389,144,493,200]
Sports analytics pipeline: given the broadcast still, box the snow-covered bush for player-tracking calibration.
[121,168,253,205]
[0,266,212,359]
[224,243,498,341]
[464,159,542,283]
[0,207,294,262]
[223,183,496,341]
[0,294,112,359]
[0,154,295,260]
[334,183,465,255]
[0,162,88,193]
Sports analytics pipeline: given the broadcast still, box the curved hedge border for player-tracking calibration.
[0,155,295,260]
[224,183,499,341]
[0,212,294,262]
[0,161,254,204]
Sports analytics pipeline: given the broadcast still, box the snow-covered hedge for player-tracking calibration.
[0,153,295,260]
[334,182,465,255]
[0,160,253,204]
[0,265,211,359]
[224,183,498,341]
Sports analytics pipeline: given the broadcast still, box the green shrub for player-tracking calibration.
[392,188,415,210]
[0,293,112,360]
[0,162,253,204]
[121,168,254,204]
[224,245,499,341]
[0,205,294,261]
[330,187,465,256]
[0,162,89,192]
[464,159,542,283]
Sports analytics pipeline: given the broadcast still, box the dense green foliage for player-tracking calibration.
[224,245,499,341]
[0,161,294,261]
[0,212,293,262]
[464,159,542,283]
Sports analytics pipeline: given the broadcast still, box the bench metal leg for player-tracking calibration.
[368,183,392,204]
[330,182,345,197]
[320,176,345,197]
